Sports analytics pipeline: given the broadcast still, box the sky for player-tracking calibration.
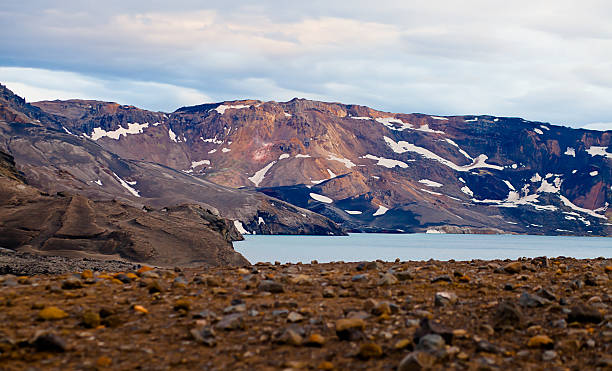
[1,1,611,130]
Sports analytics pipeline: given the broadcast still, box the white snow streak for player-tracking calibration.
[233,220,250,234]
[564,147,576,157]
[309,193,333,203]
[373,205,389,216]
[248,161,276,187]
[328,155,356,168]
[586,146,612,159]
[90,122,149,141]
[345,210,362,215]
[419,179,443,187]
[362,154,409,168]
[215,104,251,115]
[112,172,140,197]
[191,160,210,168]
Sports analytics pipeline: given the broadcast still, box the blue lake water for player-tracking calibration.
[234,233,611,264]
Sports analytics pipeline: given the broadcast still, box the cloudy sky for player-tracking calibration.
[1,1,611,129]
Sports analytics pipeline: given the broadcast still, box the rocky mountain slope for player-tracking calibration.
[33,96,612,236]
[0,149,248,267]
[0,85,344,238]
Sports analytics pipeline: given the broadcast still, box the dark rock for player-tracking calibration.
[61,277,83,290]
[536,287,557,301]
[491,300,523,330]
[31,331,67,352]
[434,292,458,307]
[214,313,245,331]
[351,274,367,282]
[567,304,603,324]
[398,351,436,371]
[190,327,216,347]
[414,318,453,345]
[115,273,131,284]
[431,275,452,283]
[416,334,445,352]
[258,280,284,293]
[476,340,501,354]
[518,292,550,307]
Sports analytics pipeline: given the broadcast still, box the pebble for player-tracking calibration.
[336,318,366,341]
[31,331,67,352]
[431,275,452,283]
[81,311,101,328]
[38,306,68,320]
[434,291,457,306]
[356,343,383,359]
[542,350,558,361]
[304,333,325,347]
[527,335,554,349]
[258,280,284,293]
[61,277,83,290]
[518,292,549,307]
[416,334,445,352]
[491,300,523,330]
[567,304,604,323]
[215,313,245,331]
[287,311,304,323]
[190,326,217,347]
[133,305,148,314]
[503,262,523,274]
[377,273,398,286]
[398,351,436,371]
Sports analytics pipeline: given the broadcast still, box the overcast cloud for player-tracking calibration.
[1,0,611,129]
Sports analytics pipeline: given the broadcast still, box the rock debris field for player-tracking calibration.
[0,255,611,370]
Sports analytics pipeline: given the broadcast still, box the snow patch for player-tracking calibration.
[502,180,515,191]
[279,154,290,160]
[384,137,503,171]
[327,169,336,178]
[586,146,612,159]
[421,188,442,196]
[564,147,575,157]
[590,170,598,176]
[373,205,389,216]
[295,154,311,158]
[376,117,412,131]
[445,139,473,160]
[534,128,544,135]
[559,195,607,219]
[419,179,443,187]
[201,137,223,144]
[191,160,210,168]
[248,161,277,187]
[350,116,372,120]
[208,149,217,154]
[461,186,473,197]
[90,122,149,141]
[112,172,140,197]
[540,125,550,131]
[345,210,362,215]
[362,154,409,168]
[328,155,356,168]
[309,193,333,204]
[62,126,73,135]
[426,229,445,233]
[431,116,448,120]
[221,148,231,153]
[233,220,250,234]
[258,217,265,225]
[215,104,251,115]
[94,179,102,186]
[168,129,178,143]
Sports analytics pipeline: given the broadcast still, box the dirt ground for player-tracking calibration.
[0,255,610,370]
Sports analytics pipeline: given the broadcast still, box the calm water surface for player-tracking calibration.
[234,233,611,264]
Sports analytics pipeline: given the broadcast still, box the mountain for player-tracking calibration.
[0,149,248,267]
[0,86,344,238]
[31,96,611,236]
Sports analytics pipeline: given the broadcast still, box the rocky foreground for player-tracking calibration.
[0,257,611,370]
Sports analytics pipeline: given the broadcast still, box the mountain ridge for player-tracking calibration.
[22,91,612,237]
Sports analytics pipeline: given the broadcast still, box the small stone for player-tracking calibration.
[567,304,603,324]
[147,280,164,294]
[434,291,458,307]
[258,280,284,293]
[527,335,554,349]
[38,307,68,321]
[114,273,131,284]
[542,350,557,361]
[322,288,335,298]
[605,265,612,273]
[133,305,148,314]
[31,331,67,352]
[96,356,112,367]
[431,275,452,283]
[491,300,523,330]
[174,299,191,312]
[536,287,557,301]
[224,304,247,314]
[503,262,523,274]
[378,273,398,286]
[215,313,245,331]
[304,333,325,347]
[356,343,383,359]
[336,318,366,341]
[394,339,412,350]
[81,270,94,280]
[276,328,303,346]
[476,340,500,354]
[61,277,83,290]
[394,271,414,281]
[413,318,454,345]
[416,334,445,352]
[518,292,549,308]
[287,312,304,323]
[317,361,334,370]
[190,326,216,347]
[351,274,367,282]
[81,311,101,328]
[398,351,436,371]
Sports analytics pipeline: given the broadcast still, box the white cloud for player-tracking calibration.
[0,67,210,112]
[0,1,612,125]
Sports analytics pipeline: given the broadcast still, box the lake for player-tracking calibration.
[234,233,611,264]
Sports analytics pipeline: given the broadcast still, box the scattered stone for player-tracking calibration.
[258,280,284,293]
[190,326,216,347]
[491,300,523,330]
[304,333,325,347]
[503,262,523,274]
[275,327,304,346]
[416,334,445,352]
[378,273,398,286]
[322,287,335,298]
[336,318,366,341]
[398,351,436,371]
[414,318,453,345]
[476,340,501,354]
[61,277,83,290]
[31,331,67,352]
[96,356,112,367]
[542,350,557,361]
[527,335,554,349]
[351,274,367,282]
[133,305,148,314]
[518,292,549,307]
[434,291,458,306]
[431,275,452,283]
[356,342,383,359]
[38,306,68,321]
[394,271,414,281]
[287,311,304,323]
[174,299,191,312]
[81,311,101,328]
[567,304,604,324]
[215,313,245,331]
